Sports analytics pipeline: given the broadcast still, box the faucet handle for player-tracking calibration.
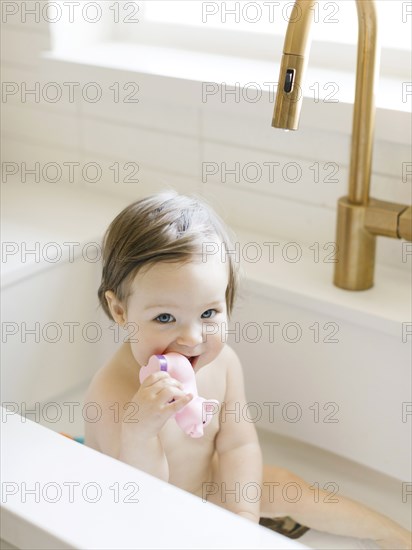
[364,198,408,239]
[398,206,412,241]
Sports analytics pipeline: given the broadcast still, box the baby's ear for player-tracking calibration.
[105,290,127,325]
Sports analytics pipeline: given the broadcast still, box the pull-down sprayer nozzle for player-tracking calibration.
[272,1,316,130]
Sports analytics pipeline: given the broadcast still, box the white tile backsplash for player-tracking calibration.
[201,106,352,165]
[2,102,80,150]
[373,173,412,204]
[2,19,411,277]
[200,182,337,245]
[1,63,78,115]
[2,137,83,187]
[1,27,51,69]
[81,117,200,177]
[373,139,412,180]
[201,140,347,208]
[78,70,200,137]
[79,151,203,199]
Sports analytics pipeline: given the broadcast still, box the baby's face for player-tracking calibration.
[124,252,229,372]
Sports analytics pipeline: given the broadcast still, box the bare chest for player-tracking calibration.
[159,365,225,492]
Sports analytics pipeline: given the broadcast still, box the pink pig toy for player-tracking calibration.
[139,353,219,438]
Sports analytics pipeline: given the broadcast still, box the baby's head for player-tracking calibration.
[98,190,239,324]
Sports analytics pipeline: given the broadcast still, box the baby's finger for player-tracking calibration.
[156,386,188,406]
[152,377,184,395]
[167,393,193,414]
[141,371,172,387]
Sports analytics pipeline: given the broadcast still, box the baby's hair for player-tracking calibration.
[97,190,240,321]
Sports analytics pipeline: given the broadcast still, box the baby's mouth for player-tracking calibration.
[161,351,201,370]
[187,356,200,369]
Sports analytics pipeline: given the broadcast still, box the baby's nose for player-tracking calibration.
[176,325,204,346]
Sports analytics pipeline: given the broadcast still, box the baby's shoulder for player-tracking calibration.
[202,344,243,388]
[86,344,138,399]
[214,343,243,373]
[211,344,247,400]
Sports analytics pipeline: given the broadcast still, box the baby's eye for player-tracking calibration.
[154,313,175,324]
[201,309,217,319]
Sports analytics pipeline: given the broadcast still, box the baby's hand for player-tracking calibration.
[132,371,193,438]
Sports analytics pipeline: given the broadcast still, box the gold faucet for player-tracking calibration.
[273,0,412,290]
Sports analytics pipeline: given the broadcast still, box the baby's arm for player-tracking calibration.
[119,371,193,480]
[86,370,192,481]
[214,347,263,523]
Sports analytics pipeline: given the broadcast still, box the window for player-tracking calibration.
[141,0,411,51]
[49,1,411,79]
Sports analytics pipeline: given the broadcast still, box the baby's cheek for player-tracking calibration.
[220,319,229,343]
[128,342,144,366]
[203,322,220,345]
[132,328,168,361]
[211,323,227,347]
[219,326,228,344]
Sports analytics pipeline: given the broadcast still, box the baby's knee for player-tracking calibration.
[261,464,311,517]
[263,464,303,486]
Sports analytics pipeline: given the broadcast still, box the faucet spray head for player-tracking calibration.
[272,54,306,130]
[272,0,316,131]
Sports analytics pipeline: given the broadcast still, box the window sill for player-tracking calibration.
[43,41,411,144]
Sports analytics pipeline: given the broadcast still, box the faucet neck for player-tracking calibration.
[283,1,316,57]
[349,1,379,205]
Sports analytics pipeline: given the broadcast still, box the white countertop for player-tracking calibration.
[1,407,309,550]
[234,227,411,338]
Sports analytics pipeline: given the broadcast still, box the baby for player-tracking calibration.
[84,190,411,549]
